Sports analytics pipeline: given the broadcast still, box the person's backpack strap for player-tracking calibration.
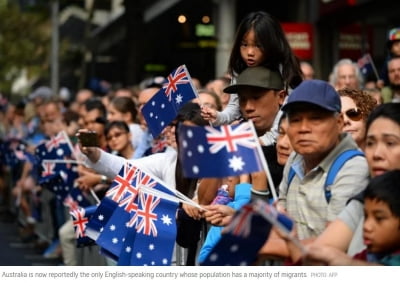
[286,149,364,203]
[288,167,296,186]
[324,149,365,203]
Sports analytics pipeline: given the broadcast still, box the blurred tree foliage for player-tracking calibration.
[0,3,51,97]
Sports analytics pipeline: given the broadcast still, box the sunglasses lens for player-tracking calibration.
[345,109,362,121]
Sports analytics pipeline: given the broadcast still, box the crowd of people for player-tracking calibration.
[1,11,400,266]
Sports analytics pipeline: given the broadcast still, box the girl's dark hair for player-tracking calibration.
[110,96,138,123]
[366,103,400,132]
[228,11,303,90]
[364,169,400,218]
[104,120,130,136]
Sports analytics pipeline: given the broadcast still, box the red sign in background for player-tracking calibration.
[282,23,314,60]
[338,23,373,60]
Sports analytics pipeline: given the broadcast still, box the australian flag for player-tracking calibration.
[86,162,179,265]
[357,53,375,78]
[35,131,79,201]
[35,131,75,175]
[141,65,198,138]
[201,203,272,266]
[201,199,294,266]
[70,205,97,247]
[39,171,73,202]
[178,121,263,178]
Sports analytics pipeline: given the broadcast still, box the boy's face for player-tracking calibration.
[391,41,400,57]
[363,198,400,253]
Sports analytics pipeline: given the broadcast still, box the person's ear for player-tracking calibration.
[277,89,287,106]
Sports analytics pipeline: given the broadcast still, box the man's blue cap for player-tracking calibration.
[281,79,341,113]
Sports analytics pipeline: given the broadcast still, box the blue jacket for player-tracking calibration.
[198,183,251,263]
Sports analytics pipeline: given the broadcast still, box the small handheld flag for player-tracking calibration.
[141,65,198,138]
[178,121,263,178]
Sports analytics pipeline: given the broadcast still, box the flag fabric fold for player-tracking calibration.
[86,162,179,265]
[141,65,198,138]
[178,121,264,178]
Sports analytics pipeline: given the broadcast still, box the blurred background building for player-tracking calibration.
[4,0,400,100]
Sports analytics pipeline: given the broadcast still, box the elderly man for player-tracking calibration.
[277,79,369,240]
[329,58,363,90]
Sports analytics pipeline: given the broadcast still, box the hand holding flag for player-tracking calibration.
[201,199,300,266]
[178,120,278,200]
[85,162,201,265]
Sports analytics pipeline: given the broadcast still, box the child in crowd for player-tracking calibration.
[201,11,302,146]
[303,169,400,265]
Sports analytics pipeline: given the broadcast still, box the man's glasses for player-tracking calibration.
[344,108,363,121]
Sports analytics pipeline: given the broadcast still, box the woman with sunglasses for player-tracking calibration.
[105,120,137,160]
[338,88,378,150]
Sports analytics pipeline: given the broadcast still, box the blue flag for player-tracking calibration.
[201,204,272,266]
[35,131,80,202]
[357,53,375,78]
[87,162,179,265]
[201,199,294,266]
[70,205,97,247]
[178,121,264,178]
[120,191,178,266]
[141,65,197,138]
[85,196,119,241]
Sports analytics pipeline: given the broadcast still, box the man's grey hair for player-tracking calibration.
[329,58,364,89]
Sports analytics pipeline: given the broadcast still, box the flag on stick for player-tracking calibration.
[86,162,181,265]
[357,53,380,80]
[178,121,263,178]
[141,65,198,138]
[201,199,298,266]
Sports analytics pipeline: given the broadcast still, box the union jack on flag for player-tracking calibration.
[45,131,69,152]
[223,205,254,237]
[141,65,198,138]
[106,163,142,203]
[206,123,257,153]
[134,192,160,236]
[178,121,264,178]
[70,205,97,247]
[41,161,56,177]
[70,207,90,238]
[87,163,179,265]
[163,65,192,101]
[357,53,379,79]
